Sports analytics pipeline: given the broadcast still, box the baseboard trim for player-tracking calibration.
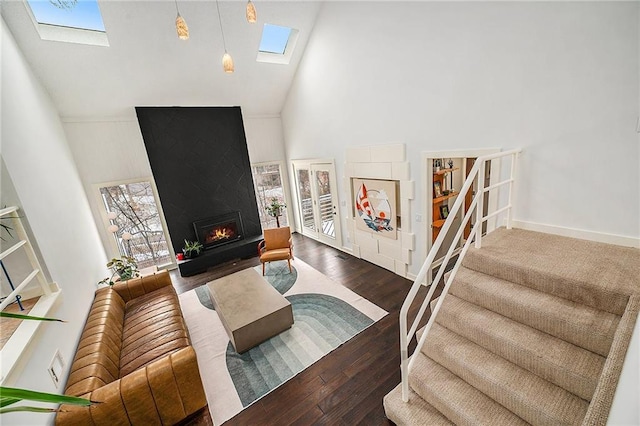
[511,220,640,248]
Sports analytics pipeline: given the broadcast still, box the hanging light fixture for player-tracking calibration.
[216,0,234,73]
[246,0,257,24]
[174,0,189,40]
[222,52,234,73]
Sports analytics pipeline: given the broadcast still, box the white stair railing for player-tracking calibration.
[399,149,521,402]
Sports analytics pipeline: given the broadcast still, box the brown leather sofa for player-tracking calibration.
[56,271,207,425]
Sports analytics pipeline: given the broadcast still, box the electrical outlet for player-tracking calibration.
[48,350,65,388]
[416,214,423,222]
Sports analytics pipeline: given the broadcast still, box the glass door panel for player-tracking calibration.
[251,163,288,230]
[313,169,336,239]
[296,169,316,232]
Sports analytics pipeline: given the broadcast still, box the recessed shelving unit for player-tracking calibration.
[431,167,459,242]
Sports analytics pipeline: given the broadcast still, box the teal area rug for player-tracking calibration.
[179,259,387,425]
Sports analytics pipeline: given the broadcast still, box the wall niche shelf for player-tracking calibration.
[433,191,459,205]
[431,165,459,243]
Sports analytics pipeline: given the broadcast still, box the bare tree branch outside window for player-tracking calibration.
[99,182,172,269]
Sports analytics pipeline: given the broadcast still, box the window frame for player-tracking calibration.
[251,161,293,232]
[94,177,176,270]
[256,24,299,65]
[22,0,109,46]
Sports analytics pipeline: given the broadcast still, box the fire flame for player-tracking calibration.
[215,228,230,239]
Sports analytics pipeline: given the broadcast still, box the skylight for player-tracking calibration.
[256,23,299,65]
[259,24,292,55]
[26,0,105,32]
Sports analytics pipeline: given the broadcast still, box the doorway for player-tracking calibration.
[292,160,342,248]
[422,148,500,275]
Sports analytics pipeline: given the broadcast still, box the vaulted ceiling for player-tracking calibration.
[1,0,322,118]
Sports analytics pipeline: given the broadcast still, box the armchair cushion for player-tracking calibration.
[263,227,292,251]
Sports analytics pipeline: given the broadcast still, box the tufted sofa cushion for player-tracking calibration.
[56,271,207,425]
[65,288,125,396]
[120,285,190,376]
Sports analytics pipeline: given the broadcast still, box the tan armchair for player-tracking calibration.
[258,227,294,275]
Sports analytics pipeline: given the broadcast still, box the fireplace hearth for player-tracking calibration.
[193,212,244,250]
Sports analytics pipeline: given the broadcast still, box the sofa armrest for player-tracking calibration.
[112,270,173,303]
[56,346,207,425]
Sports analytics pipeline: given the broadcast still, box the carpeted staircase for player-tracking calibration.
[385,228,640,425]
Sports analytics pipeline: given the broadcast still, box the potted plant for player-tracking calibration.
[98,256,139,287]
[265,198,286,227]
[182,239,203,259]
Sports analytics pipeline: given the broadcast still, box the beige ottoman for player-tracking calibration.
[207,268,294,353]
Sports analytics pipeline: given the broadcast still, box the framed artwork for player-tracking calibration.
[433,181,443,198]
[352,178,397,240]
[440,204,449,219]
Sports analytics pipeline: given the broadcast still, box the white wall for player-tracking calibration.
[243,115,286,164]
[1,16,106,425]
[282,1,640,265]
[63,114,286,258]
[63,118,155,259]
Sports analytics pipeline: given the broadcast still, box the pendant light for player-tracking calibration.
[216,0,234,73]
[222,52,235,73]
[174,0,189,40]
[246,0,257,23]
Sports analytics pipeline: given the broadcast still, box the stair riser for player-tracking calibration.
[449,270,619,357]
[462,252,629,316]
[423,324,589,426]
[435,295,604,401]
[383,383,454,426]
[409,353,528,426]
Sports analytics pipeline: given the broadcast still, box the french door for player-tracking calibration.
[292,161,342,248]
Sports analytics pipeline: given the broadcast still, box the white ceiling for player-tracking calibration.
[1,0,322,118]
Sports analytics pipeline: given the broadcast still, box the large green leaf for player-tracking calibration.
[0,387,93,406]
[0,312,64,322]
[0,397,20,408]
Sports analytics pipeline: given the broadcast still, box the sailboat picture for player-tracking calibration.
[353,178,397,239]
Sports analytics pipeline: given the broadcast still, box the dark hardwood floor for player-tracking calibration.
[172,232,433,426]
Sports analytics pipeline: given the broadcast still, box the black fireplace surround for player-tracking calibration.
[136,106,263,276]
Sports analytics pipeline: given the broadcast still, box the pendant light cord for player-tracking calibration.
[174,0,179,15]
[215,0,228,52]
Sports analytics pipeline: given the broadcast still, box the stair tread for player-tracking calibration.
[450,265,619,357]
[383,382,453,425]
[462,228,640,315]
[436,293,605,401]
[423,323,589,425]
[410,352,528,426]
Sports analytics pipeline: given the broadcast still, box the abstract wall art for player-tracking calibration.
[352,178,397,240]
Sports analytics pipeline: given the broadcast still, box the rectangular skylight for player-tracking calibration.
[27,0,105,32]
[259,24,292,55]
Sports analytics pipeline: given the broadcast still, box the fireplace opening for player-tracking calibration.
[193,212,244,250]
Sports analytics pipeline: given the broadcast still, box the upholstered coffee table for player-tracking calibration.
[207,268,294,353]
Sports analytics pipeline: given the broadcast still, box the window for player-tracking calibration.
[99,181,173,269]
[27,0,105,31]
[251,163,289,230]
[25,0,109,46]
[259,24,291,54]
[256,23,299,65]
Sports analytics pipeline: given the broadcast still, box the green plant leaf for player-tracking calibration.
[0,312,65,322]
[0,397,20,408]
[0,387,93,406]
[0,406,59,414]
